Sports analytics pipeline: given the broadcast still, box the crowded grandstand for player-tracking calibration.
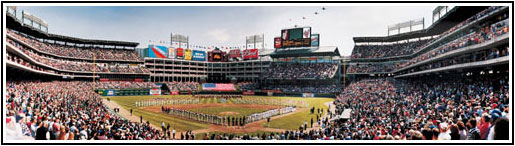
[4,5,511,142]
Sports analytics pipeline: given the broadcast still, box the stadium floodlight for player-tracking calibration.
[171,33,189,48]
[246,34,264,50]
[387,18,424,36]
[21,10,48,33]
[7,6,16,16]
[433,6,451,24]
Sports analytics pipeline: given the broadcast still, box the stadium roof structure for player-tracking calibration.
[353,6,489,43]
[258,49,275,56]
[269,46,340,58]
[6,13,139,48]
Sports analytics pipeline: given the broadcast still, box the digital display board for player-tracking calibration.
[168,47,176,58]
[243,49,259,60]
[280,27,311,48]
[274,37,282,48]
[148,45,168,58]
[213,52,223,61]
[311,34,319,47]
[192,50,206,61]
[229,49,241,58]
[184,49,192,60]
[177,48,184,57]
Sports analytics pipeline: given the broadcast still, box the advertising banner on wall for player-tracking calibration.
[106,89,115,96]
[184,49,192,60]
[170,91,179,95]
[311,34,319,47]
[192,50,206,61]
[274,37,282,48]
[212,52,223,61]
[229,49,241,58]
[168,47,176,58]
[148,45,168,58]
[303,27,311,39]
[177,48,184,57]
[302,93,314,97]
[243,49,259,60]
[242,91,255,95]
[149,89,161,95]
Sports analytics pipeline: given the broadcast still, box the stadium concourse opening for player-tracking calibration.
[4,5,511,143]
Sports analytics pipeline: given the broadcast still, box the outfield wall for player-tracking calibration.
[96,89,336,98]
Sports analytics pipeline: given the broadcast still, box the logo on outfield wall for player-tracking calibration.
[107,89,115,96]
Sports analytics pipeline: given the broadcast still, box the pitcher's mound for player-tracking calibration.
[220,111,240,115]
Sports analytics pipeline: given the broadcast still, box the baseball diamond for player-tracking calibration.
[4,3,510,143]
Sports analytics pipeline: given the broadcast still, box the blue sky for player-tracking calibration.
[15,6,436,56]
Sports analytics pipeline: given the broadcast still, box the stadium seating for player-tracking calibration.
[346,63,396,73]
[331,73,509,140]
[7,36,149,74]
[95,81,160,89]
[264,63,338,79]
[6,81,166,140]
[7,30,142,61]
[396,18,509,70]
[351,39,432,59]
[165,82,200,91]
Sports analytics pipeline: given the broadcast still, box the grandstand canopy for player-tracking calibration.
[269,46,340,58]
[353,6,489,43]
[7,13,139,48]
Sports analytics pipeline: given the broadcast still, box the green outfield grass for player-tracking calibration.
[105,95,334,133]
[245,96,334,130]
[105,95,210,132]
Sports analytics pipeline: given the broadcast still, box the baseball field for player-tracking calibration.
[103,95,334,138]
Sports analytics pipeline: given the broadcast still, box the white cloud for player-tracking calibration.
[206,28,231,42]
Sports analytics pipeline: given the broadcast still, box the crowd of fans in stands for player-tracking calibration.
[7,30,142,61]
[7,52,59,75]
[95,81,160,89]
[352,39,432,59]
[346,63,396,73]
[397,15,509,69]
[414,45,509,73]
[264,84,342,94]
[350,6,504,60]
[238,82,341,93]
[6,81,169,140]
[165,82,200,91]
[264,63,338,79]
[7,37,149,74]
[93,81,198,91]
[238,82,260,91]
[329,74,509,140]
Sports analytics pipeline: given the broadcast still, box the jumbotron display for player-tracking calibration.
[280,27,311,48]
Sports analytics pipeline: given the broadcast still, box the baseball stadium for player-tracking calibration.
[3,3,512,143]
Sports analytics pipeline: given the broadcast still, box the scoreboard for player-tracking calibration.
[280,27,311,48]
